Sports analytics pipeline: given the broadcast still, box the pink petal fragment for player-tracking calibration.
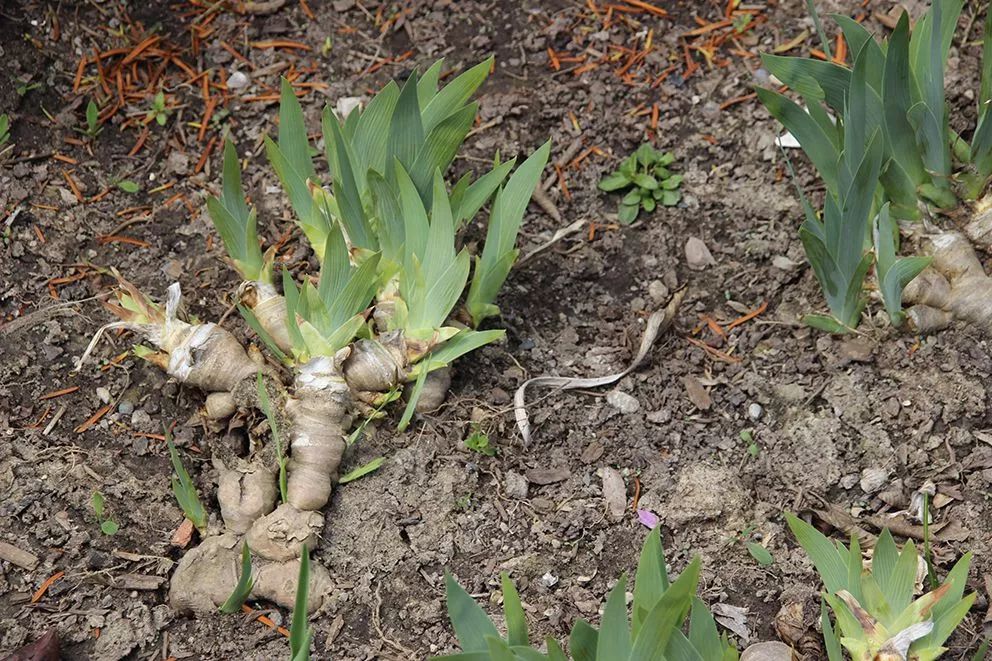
[637,509,660,529]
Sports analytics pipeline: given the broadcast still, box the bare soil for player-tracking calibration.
[1,1,991,659]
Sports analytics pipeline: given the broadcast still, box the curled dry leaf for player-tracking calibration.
[514,288,685,444]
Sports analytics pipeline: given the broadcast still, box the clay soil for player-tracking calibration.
[1,0,991,659]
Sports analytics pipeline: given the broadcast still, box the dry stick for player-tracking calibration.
[514,287,686,444]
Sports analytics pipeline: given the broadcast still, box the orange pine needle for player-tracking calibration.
[623,0,668,16]
[121,35,160,65]
[682,19,733,37]
[685,336,741,363]
[128,126,150,157]
[195,136,217,174]
[73,57,88,92]
[39,386,79,400]
[62,170,84,203]
[250,39,311,51]
[96,235,152,248]
[75,404,112,433]
[198,98,217,142]
[33,226,46,244]
[300,0,315,19]
[719,92,757,110]
[53,153,78,165]
[724,300,768,331]
[241,605,290,637]
[833,33,847,64]
[31,571,65,603]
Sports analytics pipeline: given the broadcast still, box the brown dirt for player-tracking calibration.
[1,0,991,659]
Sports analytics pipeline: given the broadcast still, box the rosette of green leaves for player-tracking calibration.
[599,144,683,224]
[786,514,974,661]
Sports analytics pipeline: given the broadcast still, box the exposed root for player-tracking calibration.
[169,534,244,613]
[240,281,293,354]
[342,335,407,392]
[961,194,992,248]
[169,534,331,614]
[903,232,992,334]
[246,503,323,562]
[203,392,237,420]
[414,367,451,413]
[215,457,278,533]
[286,353,352,511]
[252,555,331,613]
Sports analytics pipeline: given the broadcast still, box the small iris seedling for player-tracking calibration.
[289,551,312,661]
[89,490,119,536]
[599,144,683,224]
[786,513,975,661]
[434,527,738,660]
[0,114,10,148]
[758,1,992,334]
[166,429,208,534]
[219,543,254,614]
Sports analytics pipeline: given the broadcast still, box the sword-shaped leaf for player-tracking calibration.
[422,57,493,132]
[466,140,550,326]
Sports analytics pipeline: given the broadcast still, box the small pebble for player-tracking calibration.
[226,70,249,89]
[685,237,715,271]
[606,390,640,414]
[131,409,152,429]
[504,471,528,499]
[540,572,559,588]
[647,279,669,303]
[518,338,535,351]
[748,403,764,421]
[118,400,135,415]
[96,387,111,404]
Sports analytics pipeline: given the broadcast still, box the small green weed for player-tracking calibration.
[599,144,683,224]
[89,490,119,536]
[166,427,208,533]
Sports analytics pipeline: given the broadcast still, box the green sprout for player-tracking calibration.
[147,91,170,126]
[757,0,992,332]
[78,100,102,138]
[219,543,254,614]
[166,428,208,533]
[289,551,312,661]
[89,490,119,536]
[0,114,10,148]
[599,144,683,224]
